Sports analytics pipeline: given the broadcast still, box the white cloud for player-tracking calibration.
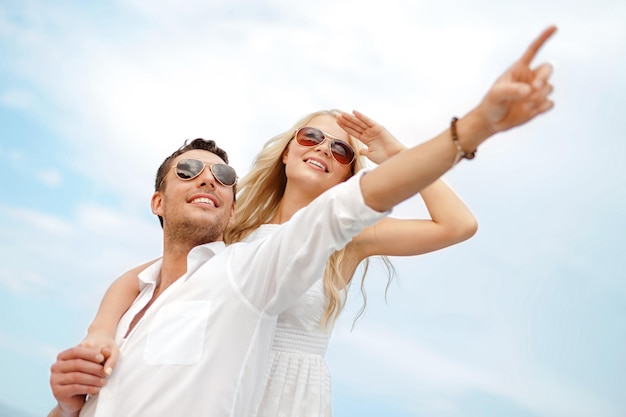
[0,201,160,303]
[0,328,58,362]
[5,148,24,163]
[0,269,48,295]
[330,325,619,417]
[0,89,36,109]
[35,169,62,187]
[1,1,625,416]
[2,206,73,236]
[75,203,142,236]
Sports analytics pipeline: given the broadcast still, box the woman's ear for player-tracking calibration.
[282,145,289,164]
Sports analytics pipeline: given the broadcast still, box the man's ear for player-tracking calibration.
[151,191,164,217]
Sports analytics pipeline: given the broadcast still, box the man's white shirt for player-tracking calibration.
[80,170,388,417]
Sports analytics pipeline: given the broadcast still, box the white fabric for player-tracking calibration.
[246,225,336,417]
[80,170,388,417]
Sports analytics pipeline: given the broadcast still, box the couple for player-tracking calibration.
[49,26,557,417]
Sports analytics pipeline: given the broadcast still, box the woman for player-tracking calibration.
[230,109,478,417]
[83,109,477,416]
[80,24,556,417]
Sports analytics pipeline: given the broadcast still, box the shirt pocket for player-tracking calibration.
[144,301,212,365]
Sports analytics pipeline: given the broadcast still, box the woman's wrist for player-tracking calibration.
[87,319,117,336]
[455,108,496,154]
[49,405,79,417]
[392,143,409,157]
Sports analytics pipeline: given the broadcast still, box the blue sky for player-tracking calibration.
[1,1,625,416]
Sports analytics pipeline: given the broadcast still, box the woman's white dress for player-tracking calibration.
[245,224,339,417]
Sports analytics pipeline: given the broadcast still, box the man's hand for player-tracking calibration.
[49,345,108,417]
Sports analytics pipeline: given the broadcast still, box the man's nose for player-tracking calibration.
[198,166,216,189]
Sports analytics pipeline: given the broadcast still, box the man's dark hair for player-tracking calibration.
[155,138,235,227]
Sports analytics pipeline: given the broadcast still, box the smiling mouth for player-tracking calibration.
[190,197,216,207]
[305,159,328,172]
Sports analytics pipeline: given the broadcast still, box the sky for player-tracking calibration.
[0,0,625,416]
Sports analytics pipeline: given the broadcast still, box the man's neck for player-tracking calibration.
[124,245,192,338]
[159,243,195,291]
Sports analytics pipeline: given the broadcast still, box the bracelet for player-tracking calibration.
[450,116,477,165]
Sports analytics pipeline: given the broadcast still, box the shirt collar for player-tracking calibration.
[136,241,227,289]
[137,259,162,289]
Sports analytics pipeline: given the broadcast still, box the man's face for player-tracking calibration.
[151,149,236,246]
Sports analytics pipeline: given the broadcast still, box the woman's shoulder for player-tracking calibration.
[242,223,281,243]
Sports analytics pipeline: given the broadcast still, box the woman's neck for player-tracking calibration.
[270,182,320,224]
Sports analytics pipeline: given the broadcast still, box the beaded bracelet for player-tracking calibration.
[450,116,477,165]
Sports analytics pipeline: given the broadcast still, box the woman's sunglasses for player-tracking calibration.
[295,127,356,166]
[169,158,238,187]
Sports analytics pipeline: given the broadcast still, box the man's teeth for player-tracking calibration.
[306,159,326,170]
[192,197,215,206]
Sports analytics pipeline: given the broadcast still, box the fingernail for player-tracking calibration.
[95,354,104,363]
[105,367,113,376]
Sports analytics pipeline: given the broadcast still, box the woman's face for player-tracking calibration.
[283,114,354,194]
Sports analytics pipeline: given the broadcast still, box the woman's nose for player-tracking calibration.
[314,138,331,157]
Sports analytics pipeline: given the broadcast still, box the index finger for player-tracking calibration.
[57,345,104,364]
[101,345,119,376]
[337,112,365,137]
[351,110,376,128]
[519,25,557,65]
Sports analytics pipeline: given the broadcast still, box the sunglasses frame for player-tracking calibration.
[160,158,238,189]
[294,127,356,166]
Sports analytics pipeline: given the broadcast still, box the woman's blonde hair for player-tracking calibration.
[224,109,393,326]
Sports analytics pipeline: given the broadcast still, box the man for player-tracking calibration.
[49,138,389,417]
[49,25,557,417]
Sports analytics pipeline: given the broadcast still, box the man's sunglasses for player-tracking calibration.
[169,158,238,187]
[295,127,356,166]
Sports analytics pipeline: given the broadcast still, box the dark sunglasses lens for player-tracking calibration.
[296,127,325,147]
[331,140,355,165]
[176,158,204,180]
[211,164,237,186]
